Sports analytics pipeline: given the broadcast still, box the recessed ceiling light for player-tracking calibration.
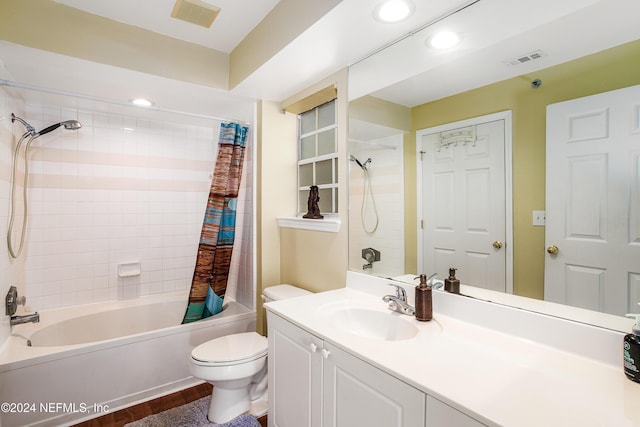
[428,31,461,49]
[131,98,154,107]
[374,0,414,23]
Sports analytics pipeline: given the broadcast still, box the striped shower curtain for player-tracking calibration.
[182,122,248,323]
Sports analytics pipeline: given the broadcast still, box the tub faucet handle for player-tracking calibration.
[5,285,25,317]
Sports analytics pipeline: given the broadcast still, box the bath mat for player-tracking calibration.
[124,396,261,427]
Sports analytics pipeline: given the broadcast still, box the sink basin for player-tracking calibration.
[320,303,419,341]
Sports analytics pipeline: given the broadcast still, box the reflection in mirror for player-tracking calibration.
[349,98,410,278]
[416,112,512,294]
[348,0,640,332]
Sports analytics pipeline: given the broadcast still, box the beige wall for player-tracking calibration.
[256,100,297,334]
[407,39,640,299]
[278,70,349,289]
[229,0,342,89]
[349,95,411,131]
[256,69,349,333]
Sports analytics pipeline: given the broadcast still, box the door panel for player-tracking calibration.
[545,84,640,315]
[268,313,323,427]
[420,117,507,292]
[322,343,425,427]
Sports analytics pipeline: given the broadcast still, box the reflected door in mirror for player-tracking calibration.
[419,116,507,291]
[545,84,640,316]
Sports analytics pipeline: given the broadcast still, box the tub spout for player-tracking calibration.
[10,312,39,326]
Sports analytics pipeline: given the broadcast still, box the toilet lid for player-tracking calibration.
[191,332,268,364]
[262,284,311,301]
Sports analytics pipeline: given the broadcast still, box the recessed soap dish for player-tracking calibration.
[118,262,141,277]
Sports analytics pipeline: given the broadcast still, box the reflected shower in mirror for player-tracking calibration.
[348,118,405,277]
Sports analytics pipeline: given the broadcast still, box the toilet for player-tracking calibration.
[189,284,311,424]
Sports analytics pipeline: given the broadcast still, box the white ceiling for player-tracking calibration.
[359,0,640,107]
[2,0,640,121]
[52,0,281,53]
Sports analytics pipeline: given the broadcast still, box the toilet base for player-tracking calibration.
[206,383,268,424]
[208,385,250,424]
[250,391,268,418]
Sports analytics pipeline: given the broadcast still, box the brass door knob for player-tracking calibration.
[492,240,503,249]
[547,245,559,255]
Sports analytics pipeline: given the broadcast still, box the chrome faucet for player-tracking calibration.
[10,312,39,326]
[6,285,39,326]
[382,283,415,316]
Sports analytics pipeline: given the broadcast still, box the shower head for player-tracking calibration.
[10,113,36,136]
[36,120,82,137]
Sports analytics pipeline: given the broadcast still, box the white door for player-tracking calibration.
[545,84,640,316]
[418,112,511,292]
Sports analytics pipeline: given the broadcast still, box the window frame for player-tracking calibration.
[297,99,338,216]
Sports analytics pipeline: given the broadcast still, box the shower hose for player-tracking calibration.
[361,168,379,234]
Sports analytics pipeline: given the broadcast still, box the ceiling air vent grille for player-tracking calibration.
[171,0,220,28]
[504,50,547,66]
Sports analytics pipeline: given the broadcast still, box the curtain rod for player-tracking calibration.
[0,79,250,126]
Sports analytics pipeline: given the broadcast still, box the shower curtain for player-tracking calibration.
[182,122,248,323]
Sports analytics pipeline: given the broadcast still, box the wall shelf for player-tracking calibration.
[276,216,341,233]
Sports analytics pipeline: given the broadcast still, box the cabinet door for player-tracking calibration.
[268,313,323,427]
[426,395,486,427]
[322,342,426,427]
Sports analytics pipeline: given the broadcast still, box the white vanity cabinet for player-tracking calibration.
[268,312,426,427]
[268,311,323,427]
[427,396,486,427]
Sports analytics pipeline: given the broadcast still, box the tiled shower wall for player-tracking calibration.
[1,91,254,319]
[349,133,404,277]
[0,84,25,348]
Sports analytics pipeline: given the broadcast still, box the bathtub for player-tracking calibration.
[0,291,256,427]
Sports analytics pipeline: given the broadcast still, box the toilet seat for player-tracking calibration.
[191,332,268,366]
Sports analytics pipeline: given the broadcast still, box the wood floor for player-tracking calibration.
[71,383,267,427]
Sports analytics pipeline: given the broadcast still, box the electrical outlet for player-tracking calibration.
[533,210,545,226]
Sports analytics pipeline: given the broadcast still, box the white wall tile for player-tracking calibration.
[1,97,254,315]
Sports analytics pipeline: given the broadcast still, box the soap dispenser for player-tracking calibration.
[444,268,460,294]
[624,313,640,383]
[415,274,433,322]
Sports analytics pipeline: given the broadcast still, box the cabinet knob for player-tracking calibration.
[321,349,331,359]
[309,343,318,353]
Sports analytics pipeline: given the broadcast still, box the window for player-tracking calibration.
[298,99,338,215]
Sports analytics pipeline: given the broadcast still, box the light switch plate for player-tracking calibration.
[533,210,545,226]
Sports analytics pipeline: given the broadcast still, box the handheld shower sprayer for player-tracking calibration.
[36,120,82,136]
[349,155,371,170]
[5,113,82,259]
[349,154,363,169]
[349,154,378,233]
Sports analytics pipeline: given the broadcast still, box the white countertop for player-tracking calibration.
[265,278,640,427]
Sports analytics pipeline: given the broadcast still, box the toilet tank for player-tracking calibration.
[262,284,311,302]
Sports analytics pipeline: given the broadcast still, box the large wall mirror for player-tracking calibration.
[347,0,640,332]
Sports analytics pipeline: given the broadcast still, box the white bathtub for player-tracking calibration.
[0,291,256,427]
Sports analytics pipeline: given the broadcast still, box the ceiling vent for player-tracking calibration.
[171,0,221,28]
[503,50,547,66]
